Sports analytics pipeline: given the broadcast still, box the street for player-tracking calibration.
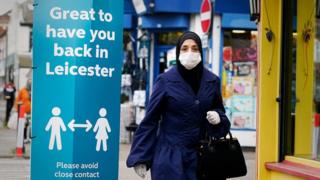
[0,158,30,180]
[0,127,256,180]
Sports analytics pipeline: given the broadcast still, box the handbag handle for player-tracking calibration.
[211,131,233,140]
[203,131,234,148]
[201,121,233,143]
[226,131,233,139]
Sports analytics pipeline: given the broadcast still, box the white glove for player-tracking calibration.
[206,111,221,125]
[134,164,147,178]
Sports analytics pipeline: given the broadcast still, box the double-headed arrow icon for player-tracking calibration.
[68,119,92,132]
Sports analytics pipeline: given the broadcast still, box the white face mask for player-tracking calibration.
[179,52,201,70]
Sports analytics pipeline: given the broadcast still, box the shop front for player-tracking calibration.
[120,0,202,142]
[257,0,320,179]
[131,0,202,108]
[214,0,257,147]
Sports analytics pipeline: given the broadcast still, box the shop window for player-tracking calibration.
[157,32,183,45]
[222,30,257,130]
[285,0,320,162]
[313,19,320,160]
[121,31,136,103]
[288,21,320,162]
[121,31,149,104]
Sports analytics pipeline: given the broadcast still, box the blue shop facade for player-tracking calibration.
[121,0,257,147]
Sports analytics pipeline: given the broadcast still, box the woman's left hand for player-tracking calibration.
[206,111,221,125]
[134,164,147,178]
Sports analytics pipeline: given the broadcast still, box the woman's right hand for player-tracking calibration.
[134,164,147,178]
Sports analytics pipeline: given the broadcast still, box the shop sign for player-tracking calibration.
[200,0,212,34]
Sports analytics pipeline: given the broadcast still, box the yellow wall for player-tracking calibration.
[257,0,282,179]
[295,0,314,155]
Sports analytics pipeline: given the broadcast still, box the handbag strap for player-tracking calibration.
[200,120,233,142]
[211,131,234,141]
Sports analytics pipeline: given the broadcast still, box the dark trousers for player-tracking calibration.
[5,101,14,125]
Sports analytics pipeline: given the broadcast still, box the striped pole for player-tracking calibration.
[16,105,26,158]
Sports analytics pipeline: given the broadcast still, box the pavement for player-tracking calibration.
[0,126,256,180]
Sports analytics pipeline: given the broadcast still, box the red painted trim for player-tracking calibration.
[315,114,320,127]
[265,160,320,180]
[18,105,25,118]
[16,148,23,157]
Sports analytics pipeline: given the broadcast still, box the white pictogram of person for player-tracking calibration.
[45,107,66,151]
[93,108,111,152]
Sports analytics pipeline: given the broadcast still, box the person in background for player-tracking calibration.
[15,79,32,142]
[3,80,16,127]
[15,79,31,115]
[126,31,230,180]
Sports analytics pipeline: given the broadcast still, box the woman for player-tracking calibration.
[126,31,230,180]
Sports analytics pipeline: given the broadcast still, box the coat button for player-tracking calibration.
[194,100,200,105]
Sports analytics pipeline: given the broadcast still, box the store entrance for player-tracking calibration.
[152,32,183,83]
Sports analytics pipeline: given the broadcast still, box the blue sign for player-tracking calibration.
[31,0,123,179]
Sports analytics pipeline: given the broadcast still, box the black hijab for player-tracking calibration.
[176,31,204,94]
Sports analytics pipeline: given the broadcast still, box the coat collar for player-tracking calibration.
[165,66,218,97]
[166,66,218,83]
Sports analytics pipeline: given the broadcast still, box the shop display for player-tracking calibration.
[231,46,257,62]
[222,30,257,132]
[314,39,320,159]
[133,90,146,107]
[223,46,233,62]
[135,107,145,125]
[232,96,255,112]
[233,62,256,76]
[232,76,254,96]
[231,112,255,129]
[120,102,134,143]
[121,74,132,87]
[166,47,176,71]
[221,61,233,99]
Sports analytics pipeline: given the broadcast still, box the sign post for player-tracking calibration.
[31,0,123,179]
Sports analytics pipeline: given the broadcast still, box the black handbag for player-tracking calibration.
[197,131,247,179]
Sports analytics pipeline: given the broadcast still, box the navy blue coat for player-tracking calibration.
[126,67,230,180]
